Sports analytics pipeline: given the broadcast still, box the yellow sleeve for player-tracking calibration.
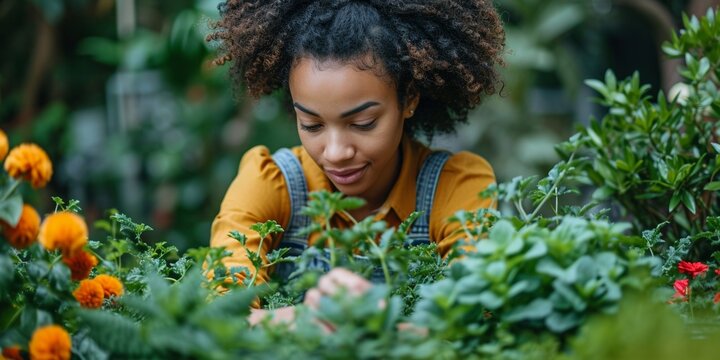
[210,146,292,288]
[430,151,496,257]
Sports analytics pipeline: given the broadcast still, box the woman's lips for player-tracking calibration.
[325,165,368,185]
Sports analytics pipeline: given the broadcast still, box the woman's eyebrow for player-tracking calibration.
[340,101,379,118]
[293,101,380,118]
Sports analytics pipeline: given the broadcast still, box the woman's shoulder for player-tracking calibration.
[432,148,495,206]
[443,150,494,178]
[239,145,305,174]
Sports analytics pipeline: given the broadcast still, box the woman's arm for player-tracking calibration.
[210,146,292,289]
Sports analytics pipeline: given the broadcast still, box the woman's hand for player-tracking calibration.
[248,306,296,327]
[303,268,372,310]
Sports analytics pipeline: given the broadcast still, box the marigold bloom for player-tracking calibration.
[38,212,88,256]
[73,279,104,309]
[678,260,709,278]
[93,274,124,298]
[2,204,40,249]
[673,279,689,300]
[28,325,71,360]
[0,129,8,162]
[1,345,22,360]
[62,250,98,281]
[714,293,720,304]
[4,143,53,188]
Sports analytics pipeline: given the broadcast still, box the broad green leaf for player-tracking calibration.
[546,311,582,333]
[680,191,696,214]
[668,192,681,213]
[504,298,554,322]
[485,261,507,281]
[524,241,548,260]
[712,142,720,154]
[489,220,515,245]
[0,191,23,227]
[704,181,720,191]
[0,254,14,293]
[477,290,504,309]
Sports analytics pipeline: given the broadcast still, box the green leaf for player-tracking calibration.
[228,230,247,246]
[250,220,284,240]
[586,128,603,147]
[546,311,581,333]
[78,310,151,356]
[504,298,554,322]
[0,191,23,227]
[338,197,366,211]
[485,261,507,281]
[704,182,720,191]
[0,254,14,294]
[668,192,682,213]
[524,241,547,260]
[489,220,515,246]
[477,290,504,309]
[712,143,720,154]
[680,191,696,214]
[584,79,607,96]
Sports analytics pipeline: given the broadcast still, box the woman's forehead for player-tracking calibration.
[288,57,398,114]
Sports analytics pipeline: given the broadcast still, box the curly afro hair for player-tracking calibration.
[208,0,505,137]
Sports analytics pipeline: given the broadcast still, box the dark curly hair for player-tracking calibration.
[208,0,505,137]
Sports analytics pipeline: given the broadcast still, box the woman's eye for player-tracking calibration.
[300,123,322,132]
[353,120,377,130]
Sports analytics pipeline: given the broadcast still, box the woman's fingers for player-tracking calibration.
[316,268,371,297]
[304,288,322,309]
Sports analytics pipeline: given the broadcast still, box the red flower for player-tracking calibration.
[673,279,689,300]
[678,261,709,278]
[714,293,720,304]
[715,269,720,276]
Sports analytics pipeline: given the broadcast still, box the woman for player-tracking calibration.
[208,0,505,315]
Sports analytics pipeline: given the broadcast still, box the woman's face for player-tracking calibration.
[288,57,417,207]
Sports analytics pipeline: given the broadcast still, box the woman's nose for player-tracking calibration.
[323,132,355,164]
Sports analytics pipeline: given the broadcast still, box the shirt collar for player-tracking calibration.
[298,134,426,222]
[378,135,425,221]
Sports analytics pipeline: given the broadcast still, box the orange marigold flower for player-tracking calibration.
[1,345,22,360]
[93,274,124,298]
[2,204,40,249]
[62,250,98,281]
[73,279,104,309]
[3,143,53,188]
[28,325,71,360]
[0,129,8,162]
[38,212,88,256]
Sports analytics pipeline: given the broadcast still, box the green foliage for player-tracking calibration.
[51,196,82,213]
[410,217,656,356]
[0,177,22,227]
[2,6,720,359]
[576,8,720,252]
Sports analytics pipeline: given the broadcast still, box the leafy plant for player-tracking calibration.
[576,8,720,252]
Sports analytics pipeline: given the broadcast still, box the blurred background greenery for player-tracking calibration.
[1,0,717,250]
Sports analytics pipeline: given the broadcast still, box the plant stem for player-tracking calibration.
[325,218,337,267]
[248,235,266,287]
[514,200,528,222]
[341,209,389,283]
[527,153,575,223]
[3,305,23,330]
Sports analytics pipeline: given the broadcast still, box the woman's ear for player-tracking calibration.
[403,86,420,119]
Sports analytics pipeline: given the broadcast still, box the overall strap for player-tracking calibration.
[407,151,452,246]
[271,148,311,253]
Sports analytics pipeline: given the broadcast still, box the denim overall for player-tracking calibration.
[270,148,451,283]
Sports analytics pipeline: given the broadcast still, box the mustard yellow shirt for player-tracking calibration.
[210,135,495,285]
